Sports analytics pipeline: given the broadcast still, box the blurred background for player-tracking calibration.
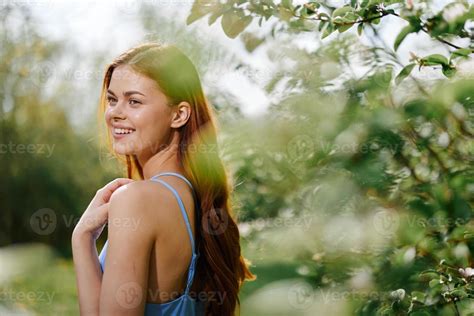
[0,0,473,315]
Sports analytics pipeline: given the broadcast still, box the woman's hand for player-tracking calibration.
[73,178,135,241]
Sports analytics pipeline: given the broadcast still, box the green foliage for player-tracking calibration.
[0,6,120,257]
[187,0,473,79]
[185,1,474,315]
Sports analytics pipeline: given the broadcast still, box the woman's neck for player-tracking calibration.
[138,133,186,180]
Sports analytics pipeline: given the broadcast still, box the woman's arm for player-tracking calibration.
[72,178,134,316]
[98,182,158,315]
[72,231,103,315]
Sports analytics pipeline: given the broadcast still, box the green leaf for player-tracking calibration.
[332,6,357,33]
[332,6,354,18]
[451,289,468,299]
[395,63,415,84]
[424,54,449,66]
[321,23,335,39]
[318,21,327,32]
[429,278,440,288]
[337,23,353,33]
[357,23,364,36]
[279,6,294,22]
[186,1,217,25]
[442,65,456,78]
[451,48,472,59]
[418,270,440,279]
[221,11,253,39]
[464,233,474,239]
[281,0,293,10]
[208,5,225,26]
[394,25,415,51]
[303,1,320,15]
[372,17,381,24]
[411,291,426,302]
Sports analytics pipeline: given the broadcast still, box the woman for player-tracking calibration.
[71,42,255,316]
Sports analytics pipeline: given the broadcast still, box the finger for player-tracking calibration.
[90,203,111,229]
[97,202,110,221]
[99,178,135,204]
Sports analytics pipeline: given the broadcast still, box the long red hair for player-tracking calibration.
[97,42,256,315]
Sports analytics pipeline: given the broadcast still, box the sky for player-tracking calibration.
[15,0,474,123]
[25,0,273,119]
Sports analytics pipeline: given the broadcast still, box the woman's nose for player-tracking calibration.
[109,100,126,119]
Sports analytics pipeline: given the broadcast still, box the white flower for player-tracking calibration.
[437,132,450,148]
[458,267,474,278]
[390,288,406,301]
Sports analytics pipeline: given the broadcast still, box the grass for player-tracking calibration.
[0,258,78,315]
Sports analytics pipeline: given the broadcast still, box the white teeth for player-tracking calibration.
[114,128,135,134]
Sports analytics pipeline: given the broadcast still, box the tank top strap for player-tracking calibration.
[150,172,200,294]
[152,172,199,215]
[152,172,194,190]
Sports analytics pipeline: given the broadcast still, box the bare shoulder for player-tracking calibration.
[109,180,170,207]
[108,179,182,232]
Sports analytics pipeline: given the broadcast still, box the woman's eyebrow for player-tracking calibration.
[107,89,145,97]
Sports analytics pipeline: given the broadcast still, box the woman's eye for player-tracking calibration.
[129,99,141,105]
[106,96,117,104]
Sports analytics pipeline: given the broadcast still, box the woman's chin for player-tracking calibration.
[112,142,136,155]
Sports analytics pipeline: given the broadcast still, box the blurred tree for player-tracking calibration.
[185,0,474,315]
[0,5,117,256]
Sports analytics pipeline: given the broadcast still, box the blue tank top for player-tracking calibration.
[98,172,205,315]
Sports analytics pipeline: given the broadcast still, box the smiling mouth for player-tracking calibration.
[112,128,136,138]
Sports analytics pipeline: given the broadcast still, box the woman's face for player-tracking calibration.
[104,64,174,157]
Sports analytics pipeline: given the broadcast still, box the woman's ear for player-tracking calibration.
[170,101,192,129]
